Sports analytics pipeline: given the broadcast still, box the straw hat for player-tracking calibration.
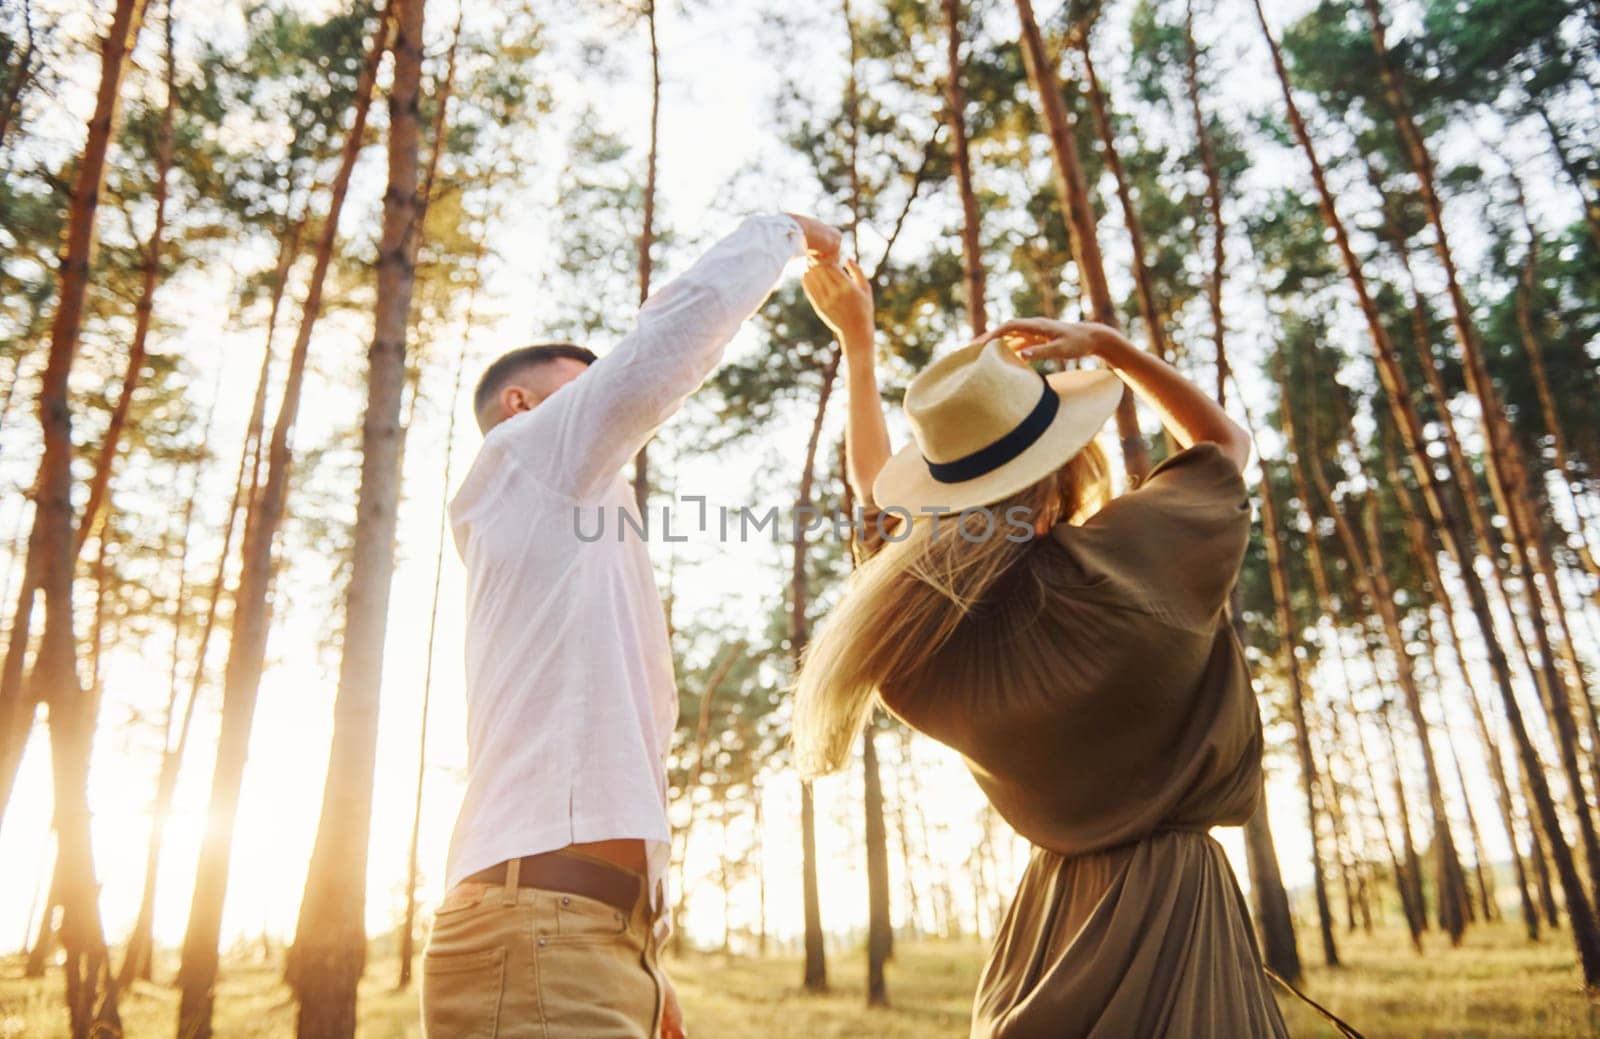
[872,338,1123,514]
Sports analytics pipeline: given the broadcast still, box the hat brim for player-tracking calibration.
[871,368,1123,515]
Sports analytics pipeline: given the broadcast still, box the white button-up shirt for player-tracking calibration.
[445,214,806,938]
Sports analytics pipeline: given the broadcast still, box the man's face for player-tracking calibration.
[489,357,591,430]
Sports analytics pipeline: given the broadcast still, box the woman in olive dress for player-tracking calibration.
[794,258,1290,1039]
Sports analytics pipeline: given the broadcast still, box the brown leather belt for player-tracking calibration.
[464,850,642,915]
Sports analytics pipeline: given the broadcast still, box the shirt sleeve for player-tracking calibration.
[489,214,807,500]
[1056,441,1252,629]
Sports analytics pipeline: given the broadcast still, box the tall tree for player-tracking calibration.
[1073,18,1172,368]
[23,1,149,1034]
[286,0,424,1032]
[942,0,986,337]
[176,8,393,1036]
[632,0,662,512]
[1255,386,1340,966]
[1013,0,1149,480]
[1251,0,1600,986]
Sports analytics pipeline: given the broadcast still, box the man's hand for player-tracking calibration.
[787,213,842,262]
[661,973,687,1039]
[802,258,874,352]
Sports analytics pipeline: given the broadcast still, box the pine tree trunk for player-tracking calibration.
[943,0,986,338]
[1314,741,1359,932]
[1073,30,1170,368]
[1374,699,1429,938]
[794,352,840,993]
[287,1,423,1032]
[73,5,176,559]
[1275,380,1421,949]
[1360,494,1472,942]
[1380,419,1539,939]
[1322,709,1376,934]
[1241,800,1302,985]
[890,739,923,942]
[0,2,145,838]
[120,341,217,990]
[1013,0,1148,481]
[1254,454,1340,966]
[130,212,299,989]
[1252,0,1600,985]
[631,0,661,513]
[1351,716,1423,950]
[176,10,392,1037]
[863,725,891,1006]
[389,3,463,989]
[1284,346,1471,940]
[22,2,149,1033]
[1443,719,1497,922]
[1522,762,1563,929]
[1512,201,1600,581]
[1180,0,1227,403]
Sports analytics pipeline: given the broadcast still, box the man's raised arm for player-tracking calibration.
[496,213,839,500]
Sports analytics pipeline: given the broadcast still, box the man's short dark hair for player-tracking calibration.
[473,343,598,416]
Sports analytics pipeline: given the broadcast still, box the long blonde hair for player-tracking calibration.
[793,441,1111,776]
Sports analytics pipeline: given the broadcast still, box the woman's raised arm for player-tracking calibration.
[978,318,1252,471]
[802,259,891,503]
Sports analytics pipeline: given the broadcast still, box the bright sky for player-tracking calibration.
[2,0,1589,965]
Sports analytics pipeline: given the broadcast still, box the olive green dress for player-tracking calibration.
[871,443,1289,1039]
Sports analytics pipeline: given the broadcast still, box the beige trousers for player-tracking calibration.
[421,858,664,1038]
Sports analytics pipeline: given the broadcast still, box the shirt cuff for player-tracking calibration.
[771,213,807,258]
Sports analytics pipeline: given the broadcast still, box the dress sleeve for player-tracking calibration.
[1057,441,1252,629]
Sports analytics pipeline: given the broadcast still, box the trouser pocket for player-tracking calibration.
[534,925,658,1038]
[422,935,508,1038]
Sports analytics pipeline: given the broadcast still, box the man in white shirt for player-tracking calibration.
[421,213,841,1039]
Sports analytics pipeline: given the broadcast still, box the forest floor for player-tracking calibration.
[1,921,1597,1037]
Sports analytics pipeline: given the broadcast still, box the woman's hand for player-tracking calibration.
[973,318,1123,364]
[802,258,875,352]
[981,318,1251,468]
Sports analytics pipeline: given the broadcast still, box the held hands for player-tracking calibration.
[972,318,1125,364]
[787,213,843,262]
[801,257,875,352]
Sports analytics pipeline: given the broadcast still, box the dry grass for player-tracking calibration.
[2,922,1596,1037]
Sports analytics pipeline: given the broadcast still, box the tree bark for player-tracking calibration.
[175,9,392,1037]
[396,10,465,990]
[1073,24,1178,457]
[1510,187,1600,586]
[863,724,891,1006]
[1254,450,1339,966]
[287,0,423,1032]
[73,2,177,559]
[794,351,840,993]
[943,0,986,338]
[1013,0,1148,481]
[1351,710,1425,950]
[631,0,661,513]
[1252,0,1600,986]
[1180,0,1227,403]
[24,2,150,1034]
[1241,800,1301,985]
